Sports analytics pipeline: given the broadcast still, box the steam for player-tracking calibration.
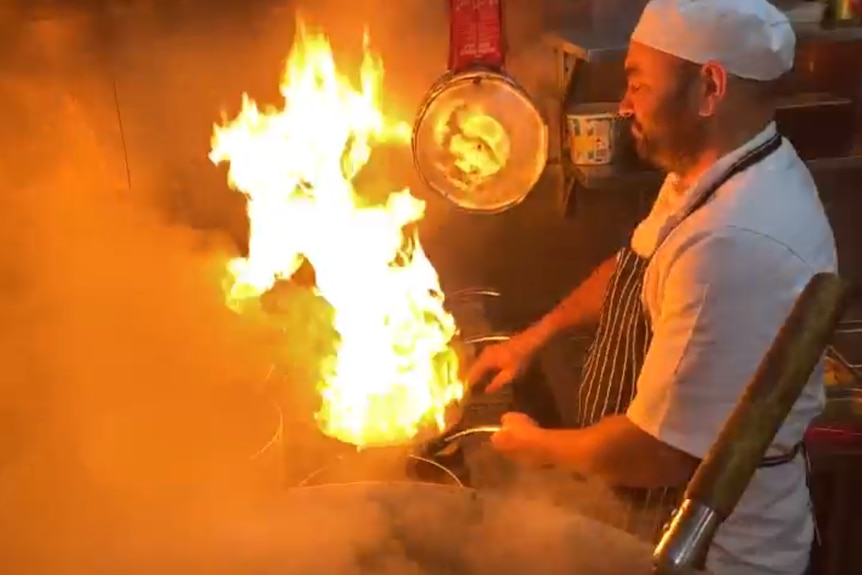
[0,2,646,574]
[0,12,293,572]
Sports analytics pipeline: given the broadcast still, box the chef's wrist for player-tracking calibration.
[525,427,556,467]
[524,317,559,351]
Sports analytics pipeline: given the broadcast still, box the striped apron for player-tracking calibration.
[575,132,793,542]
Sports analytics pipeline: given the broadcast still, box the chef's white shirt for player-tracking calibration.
[626,122,838,575]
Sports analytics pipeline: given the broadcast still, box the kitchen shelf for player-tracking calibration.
[544,23,862,64]
[569,154,862,192]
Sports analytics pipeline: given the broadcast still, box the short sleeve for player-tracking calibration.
[626,228,807,459]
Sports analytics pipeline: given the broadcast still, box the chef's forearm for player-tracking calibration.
[529,254,618,346]
[528,416,698,489]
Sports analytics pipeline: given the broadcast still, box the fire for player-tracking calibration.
[209,20,464,448]
[432,103,510,190]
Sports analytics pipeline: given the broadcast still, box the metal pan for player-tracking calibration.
[325,331,509,453]
[386,332,514,454]
[412,67,548,214]
[281,334,505,487]
[294,334,512,487]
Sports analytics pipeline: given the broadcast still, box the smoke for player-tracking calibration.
[0,11,297,572]
[0,2,646,574]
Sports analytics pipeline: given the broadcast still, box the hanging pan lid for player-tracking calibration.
[412,68,548,214]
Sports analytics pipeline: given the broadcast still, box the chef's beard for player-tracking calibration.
[631,91,710,175]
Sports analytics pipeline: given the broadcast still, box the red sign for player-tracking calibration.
[448,0,505,71]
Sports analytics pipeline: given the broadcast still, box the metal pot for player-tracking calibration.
[412,67,548,214]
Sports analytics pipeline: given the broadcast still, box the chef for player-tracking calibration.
[466,1,837,574]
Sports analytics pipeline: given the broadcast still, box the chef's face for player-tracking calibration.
[619,42,709,174]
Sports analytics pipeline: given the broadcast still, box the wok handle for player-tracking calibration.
[420,425,501,456]
[442,425,502,443]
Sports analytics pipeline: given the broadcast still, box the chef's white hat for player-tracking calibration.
[631,0,796,81]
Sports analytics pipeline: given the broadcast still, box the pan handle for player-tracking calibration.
[448,288,501,301]
[442,425,502,442]
[420,425,502,457]
[462,334,511,345]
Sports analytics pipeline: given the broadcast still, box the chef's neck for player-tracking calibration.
[676,108,776,189]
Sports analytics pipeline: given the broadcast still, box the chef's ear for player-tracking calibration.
[697,61,727,118]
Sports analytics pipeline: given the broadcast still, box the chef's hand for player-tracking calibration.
[465,330,542,393]
[491,412,546,465]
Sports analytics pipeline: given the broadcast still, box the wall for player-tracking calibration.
[7,0,861,331]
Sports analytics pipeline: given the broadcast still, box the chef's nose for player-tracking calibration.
[618,96,634,119]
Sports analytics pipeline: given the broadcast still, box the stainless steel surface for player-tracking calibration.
[542,26,630,63]
[653,500,722,575]
[412,67,548,214]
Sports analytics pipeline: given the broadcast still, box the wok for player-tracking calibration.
[262,279,508,454]
[378,284,522,451]
[203,481,659,575]
[347,332,510,452]
[293,332,512,488]
[265,329,508,487]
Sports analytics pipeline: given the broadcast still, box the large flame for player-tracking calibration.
[209,20,464,448]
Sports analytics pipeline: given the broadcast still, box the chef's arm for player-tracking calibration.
[525,254,618,348]
[528,415,699,489]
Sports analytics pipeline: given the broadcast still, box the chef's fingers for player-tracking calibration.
[484,367,516,394]
[465,350,497,388]
[490,427,510,450]
[500,412,525,426]
[500,411,537,427]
